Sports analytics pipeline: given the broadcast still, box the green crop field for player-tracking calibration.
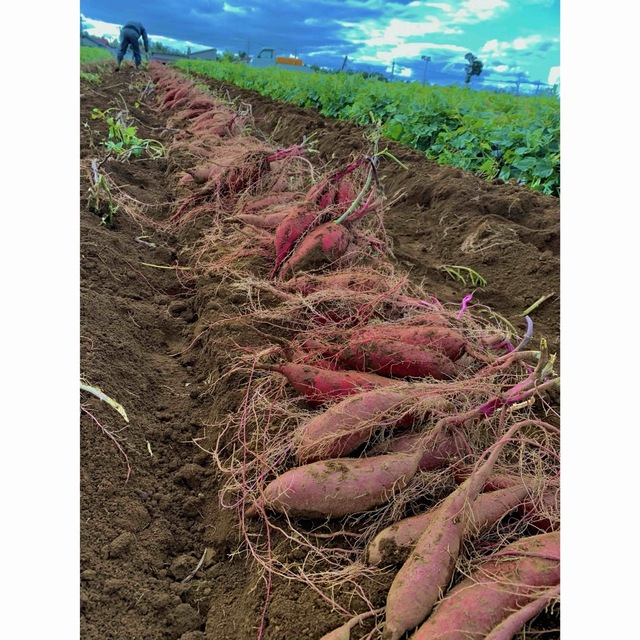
[80,48,559,197]
[80,46,114,64]
[175,59,560,197]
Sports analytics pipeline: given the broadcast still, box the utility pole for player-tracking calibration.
[421,55,431,84]
[390,60,395,79]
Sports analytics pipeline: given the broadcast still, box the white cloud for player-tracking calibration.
[343,14,459,49]
[423,2,454,10]
[548,65,560,85]
[453,0,509,23]
[81,16,121,39]
[222,3,247,15]
[512,35,542,50]
[481,34,543,56]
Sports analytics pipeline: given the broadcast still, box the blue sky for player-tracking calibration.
[80,0,560,91]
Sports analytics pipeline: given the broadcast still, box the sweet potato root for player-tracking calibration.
[272,205,324,276]
[245,451,421,519]
[410,531,560,640]
[367,483,531,566]
[383,422,527,640]
[353,324,467,361]
[281,269,391,296]
[294,386,453,463]
[256,362,397,407]
[336,338,460,380]
[278,221,352,279]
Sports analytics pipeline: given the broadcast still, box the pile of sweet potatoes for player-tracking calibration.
[147,63,560,640]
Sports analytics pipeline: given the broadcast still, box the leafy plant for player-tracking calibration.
[439,264,488,287]
[173,59,560,196]
[91,107,166,160]
[80,71,102,84]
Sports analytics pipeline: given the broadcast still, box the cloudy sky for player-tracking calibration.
[80,0,560,91]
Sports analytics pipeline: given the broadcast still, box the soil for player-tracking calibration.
[80,62,560,640]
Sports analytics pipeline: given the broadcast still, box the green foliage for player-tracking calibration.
[173,58,560,196]
[80,46,114,64]
[91,108,166,160]
[80,71,102,84]
[440,265,488,288]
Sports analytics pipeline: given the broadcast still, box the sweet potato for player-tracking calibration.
[353,324,467,361]
[383,422,525,640]
[484,584,559,640]
[256,362,397,407]
[272,205,323,276]
[409,531,560,640]
[281,270,391,296]
[239,191,301,215]
[336,338,460,380]
[398,313,451,328]
[367,483,531,566]
[335,178,357,211]
[294,386,453,464]
[369,429,465,471]
[278,221,352,279]
[245,451,421,519]
[231,210,290,230]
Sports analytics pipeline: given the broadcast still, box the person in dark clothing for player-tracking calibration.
[115,21,150,71]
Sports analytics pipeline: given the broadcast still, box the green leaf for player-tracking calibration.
[533,157,555,178]
[512,157,537,171]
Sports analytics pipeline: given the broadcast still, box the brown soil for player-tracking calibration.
[80,62,560,640]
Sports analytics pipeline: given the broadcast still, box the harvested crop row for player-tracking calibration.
[144,63,561,639]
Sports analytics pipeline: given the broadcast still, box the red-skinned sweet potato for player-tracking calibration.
[353,324,467,361]
[272,205,323,276]
[383,422,527,640]
[246,451,421,519]
[278,221,352,279]
[336,338,460,380]
[256,362,397,407]
[409,531,560,640]
[367,482,531,566]
[294,386,453,463]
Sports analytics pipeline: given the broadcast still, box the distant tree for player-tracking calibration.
[464,52,483,84]
[218,50,235,62]
[149,41,183,55]
[219,50,248,63]
[360,71,388,82]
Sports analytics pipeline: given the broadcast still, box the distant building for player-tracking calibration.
[80,32,116,54]
[189,48,217,61]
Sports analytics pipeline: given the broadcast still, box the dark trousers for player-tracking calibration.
[117,28,142,67]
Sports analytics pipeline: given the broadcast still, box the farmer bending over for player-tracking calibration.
[115,21,149,71]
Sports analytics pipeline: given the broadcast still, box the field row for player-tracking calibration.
[176,58,560,197]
